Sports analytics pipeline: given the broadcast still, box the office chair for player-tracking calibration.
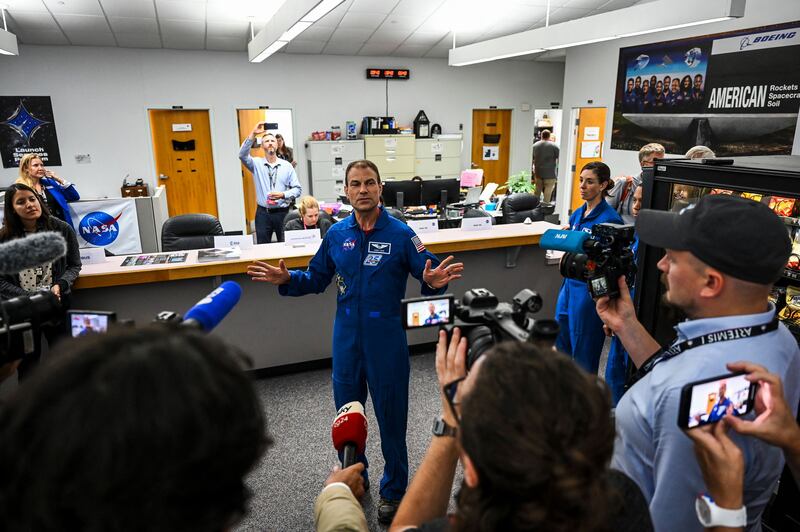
[161,213,224,252]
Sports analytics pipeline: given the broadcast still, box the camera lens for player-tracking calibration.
[465,325,494,370]
[559,252,590,280]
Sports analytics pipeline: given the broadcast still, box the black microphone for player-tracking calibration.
[0,232,67,274]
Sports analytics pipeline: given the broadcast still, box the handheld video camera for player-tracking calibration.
[541,223,637,299]
[0,291,62,363]
[402,288,559,369]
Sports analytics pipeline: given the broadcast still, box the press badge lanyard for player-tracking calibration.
[626,317,779,390]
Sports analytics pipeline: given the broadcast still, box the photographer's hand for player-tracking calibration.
[435,328,467,426]
[595,276,659,368]
[685,419,745,513]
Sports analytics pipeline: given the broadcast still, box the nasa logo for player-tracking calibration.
[78,211,123,246]
[342,238,356,251]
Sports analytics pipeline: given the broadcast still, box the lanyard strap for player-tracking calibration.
[627,317,779,389]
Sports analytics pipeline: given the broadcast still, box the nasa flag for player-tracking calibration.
[69,199,142,255]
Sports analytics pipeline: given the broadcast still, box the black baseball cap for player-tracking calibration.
[635,194,791,284]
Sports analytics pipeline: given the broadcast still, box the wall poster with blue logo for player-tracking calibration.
[69,199,142,255]
[0,96,62,169]
[612,21,800,156]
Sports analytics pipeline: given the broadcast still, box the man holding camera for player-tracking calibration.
[596,194,800,531]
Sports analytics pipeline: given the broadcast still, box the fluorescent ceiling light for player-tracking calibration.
[0,28,17,55]
[450,48,545,66]
[251,40,288,63]
[280,21,312,42]
[301,0,345,23]
[449,0,745,67]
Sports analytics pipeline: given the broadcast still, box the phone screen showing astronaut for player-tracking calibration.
[401,295,454,329]
[678,372,756,429]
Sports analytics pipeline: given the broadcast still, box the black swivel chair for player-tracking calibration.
[384,207,407,223]
[161,213,224,252]
[463,208,496,225]
[502,193,554,224]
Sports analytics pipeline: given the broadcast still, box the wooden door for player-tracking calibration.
[149,110,218,218]
[237,109,263,233]
[471,109,512,187]
[570,107,607,212]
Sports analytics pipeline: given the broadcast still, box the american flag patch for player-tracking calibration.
[412,235,425,253]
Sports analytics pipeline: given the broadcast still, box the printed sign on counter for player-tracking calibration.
[408,219,438,234]
[330,144,344,156]
[285,228,322,246]
[79,247,106,265]
[461,216,493,231]
[214,235,254,250]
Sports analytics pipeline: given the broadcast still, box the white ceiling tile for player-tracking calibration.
[366,29,410,45]
[64,31,116,46]
[284,39,327,54]
[206,20,248,38]
[328,27,374,43]
[547,6,591,24]
[100,0,156,18]
[43,0,103,16]
[7,10,59,31]
[391,0,445,18]
[53,13,110,32]
[108,16,158,34]
[566,0,609,8]
[3,0,48,13]
[403,30,446,46]
[349,0,398,14]
[206,35,246,51]
[160,18,204,36]
[424,46,448,58]
[379,14,424,31]
[591,0,638,13]
[155,0,206,22]
[393,43,431,57]
[162,32,205,49]
[338,11,385,30]
[115,32,162,48]
[322,40,363,55]
[18,29,69,44]
[299,24,336,41]
[358,42,398,56]
[313,0,354,27]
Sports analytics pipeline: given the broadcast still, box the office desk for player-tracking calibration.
[72,222,563,370]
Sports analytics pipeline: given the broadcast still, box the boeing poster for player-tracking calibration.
[0,96,62,168]
[612,21,800,156]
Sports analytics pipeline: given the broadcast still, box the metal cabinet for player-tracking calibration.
[305,140,364,201]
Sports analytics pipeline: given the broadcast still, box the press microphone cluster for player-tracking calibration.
[331,401,368,468]
[0,232,67,274]
[155,281,243,333]
[539,228,594,255]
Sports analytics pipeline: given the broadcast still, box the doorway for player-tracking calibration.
[567,107,607,212]
[471,109,512,187]
[149,109,218,218]
[236,108,295,234]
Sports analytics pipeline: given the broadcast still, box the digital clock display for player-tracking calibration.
[366,68,410,80]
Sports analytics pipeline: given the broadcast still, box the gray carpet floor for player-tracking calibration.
[235,343,610,531]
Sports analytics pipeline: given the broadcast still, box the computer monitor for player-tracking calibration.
[382,180,421,208]
[420,178,460,206]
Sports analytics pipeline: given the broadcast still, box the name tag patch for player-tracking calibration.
[363,254,383,266]
[368,242,391,254]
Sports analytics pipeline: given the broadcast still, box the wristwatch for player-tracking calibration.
[695,493,747,528]
[431,417,457,437]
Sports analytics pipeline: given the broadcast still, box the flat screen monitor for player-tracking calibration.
[383,180,421,207]
[420,178,460,205]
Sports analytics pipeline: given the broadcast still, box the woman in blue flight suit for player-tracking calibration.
[247,160,461,522]
[555,161,623,374]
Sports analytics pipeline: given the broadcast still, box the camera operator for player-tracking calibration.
[686,362,800,532]
[595,195,799,531]
[555,161,623,374]
[388,328,653,531]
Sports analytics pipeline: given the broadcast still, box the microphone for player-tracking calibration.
[331,401,368,468]
[539,229,591,254]
[181,281,242,332]
[0,232,67,274]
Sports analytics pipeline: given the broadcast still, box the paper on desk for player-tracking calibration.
[480,182,498,203]
[460,169,483,187]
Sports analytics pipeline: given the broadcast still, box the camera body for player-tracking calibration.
[559,223,637,299]
[0,291,62,363]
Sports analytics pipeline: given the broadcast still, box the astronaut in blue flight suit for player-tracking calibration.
[555,161,623,374]
[247,160,463,523]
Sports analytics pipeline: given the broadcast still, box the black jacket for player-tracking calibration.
[284,216,332,238]
[0,216,82,299]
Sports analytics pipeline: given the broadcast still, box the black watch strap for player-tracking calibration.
[432,417,457,437]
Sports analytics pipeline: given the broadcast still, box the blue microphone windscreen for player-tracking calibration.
[539,229,589,255]
[184,281,243,332]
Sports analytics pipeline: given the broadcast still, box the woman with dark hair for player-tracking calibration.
[554,161,622,374]
[16,153,80,228]
[275,133,297,168]
[0,183,81,377]
[680,75,693,111]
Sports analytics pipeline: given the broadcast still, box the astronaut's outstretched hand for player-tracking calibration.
[247,259,290,285]
[423,255,463,289]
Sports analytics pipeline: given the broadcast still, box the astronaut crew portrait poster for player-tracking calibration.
[0,96,62,169]
[612,21,800,156]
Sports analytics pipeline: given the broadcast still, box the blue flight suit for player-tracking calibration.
[605,236,638,405]
[279,207,443,500]
[555,199,623,374]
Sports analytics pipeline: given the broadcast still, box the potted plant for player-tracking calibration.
[497,170,535,194]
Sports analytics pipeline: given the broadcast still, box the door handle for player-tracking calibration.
[159,174,169,180]
[471,162,478,168]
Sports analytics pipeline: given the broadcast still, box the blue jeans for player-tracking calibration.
[255,206,287,243]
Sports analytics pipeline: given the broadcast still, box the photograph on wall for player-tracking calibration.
[0,96,62,168]
[611,22,800,156]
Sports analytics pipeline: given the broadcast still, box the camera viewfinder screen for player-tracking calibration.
[70,313,111,338]
[405,298,451,328]
[686,373,752,429]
